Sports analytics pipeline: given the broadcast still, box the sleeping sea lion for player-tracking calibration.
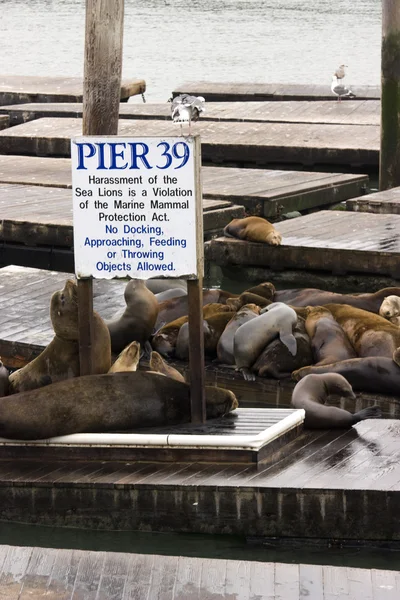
[224,216,282,245]
[379,295,400,326]
[108,341,140,373]
[244,282,276,300]
[234,302,298,381]
[274,287,400,313]
[176,311,236,360]
[291,373,381,429]
[0,372,238,440]
[9,279,111,394]
[145,278,187,294]
[226,292,271,311]
[304,306,356,365]
[107,279,159,354]
[155,288,187,302]
[149,351,186,383]
[0,360,9,397]
[217,304,261,365]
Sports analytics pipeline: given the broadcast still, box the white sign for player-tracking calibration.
[71,136,203,280]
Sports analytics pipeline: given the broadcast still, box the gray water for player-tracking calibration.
[1,0,381,103]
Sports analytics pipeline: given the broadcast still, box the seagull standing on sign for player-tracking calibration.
[169,94,206,135]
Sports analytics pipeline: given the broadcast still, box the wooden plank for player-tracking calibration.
[0,115,8,130]
[0,75,145,105]
[172,81,381,102]
[0,155,369,218]
[0,117,380,168]
[0,100,381,127]
[347,186,400,214]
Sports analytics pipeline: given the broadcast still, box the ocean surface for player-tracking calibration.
[1,0,381,102]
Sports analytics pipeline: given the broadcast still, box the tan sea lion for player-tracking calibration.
[107,279,159,354]
[149,351,186,383]
[217,304,261,365]
[227,292,271,311]
[252,318,313,379]
[323,303,400,358]
[108,341,140,373]
[379,295,400,326]
[0,360,9,397]
[9,280,111,394]
[305,306,356,365]
[0,372,238,440]
[274,287,400,313]
[291,373,381,429]
[234,302,298,381]
[224,216,282,245]
[176,311,236,360]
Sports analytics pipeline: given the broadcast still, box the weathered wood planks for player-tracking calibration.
[0,75,146,105]
[205,211,400,277]
[0,117,380,167]
[0,116,8,131]
[347,186,400,214]
[0,99,380,126]
[172,81,381,101]
[0,546,397,599]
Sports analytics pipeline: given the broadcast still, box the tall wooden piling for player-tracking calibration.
[380,0,400,191]
[79,0,124,374]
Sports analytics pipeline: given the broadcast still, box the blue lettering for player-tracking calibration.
[109,143,128,169]
[75,142,96,170]
[128,143,152,169]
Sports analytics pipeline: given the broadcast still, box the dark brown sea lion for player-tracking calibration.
[107,279,159,354]
[0,360,9,397]
[274,287,400,313]
[108,341,140,373]
[244,282,276,300]
[252,318,313,379]
[305,306,356,365]
[293,355,400,396]
[323,304,400,358]
[224,216,282,245]
[291,373,381,429]
[0,372,238,440]
[227,292,271,311]
[217,304,261,365]
[9,280,111,394]
[176,311,236,360]
[149,351,186,383]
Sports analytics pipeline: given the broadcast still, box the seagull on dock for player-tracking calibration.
[334,64,348,80]
[169,94,205,135]
[331,76,356,102]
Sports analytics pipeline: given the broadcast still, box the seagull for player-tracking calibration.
[169,94,205,135]
[334,64,348,80]
[331,76,356,102]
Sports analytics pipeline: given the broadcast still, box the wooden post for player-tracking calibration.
[187,278,206,423]
[380,0,400,191]
[79,0,124,374]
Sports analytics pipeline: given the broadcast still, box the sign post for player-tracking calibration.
[71,135,206,422]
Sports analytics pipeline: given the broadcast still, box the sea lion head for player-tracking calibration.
[321,373,356,401]
[266,230,282,246]
[108,341,141,373]
[152,332,176,357]
[204,385,239,418]
[239,303,261,315]
[50,279,79,340]
[379,295,400,319]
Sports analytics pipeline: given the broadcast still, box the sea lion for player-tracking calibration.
[293,354,400,396]
[244,282,276,300]
[224,216,282,245]
[149,351,186,383]
[0,360,9,397]
[176,311,236,360]
[274,287,400,313]
[155,288,187,302]
[226,292,271,311]
[108,341,140,373]
[379,295,400,326]
[9,280,111,394]
[0,372,238,440]
[305,306,356,365]
[234,302,298,381]
[146,278,187,294]
[217,304,261,365]
[323,303,400,358]
[107,279,159,354]
[252,318,313,379]
[291,373,381,429]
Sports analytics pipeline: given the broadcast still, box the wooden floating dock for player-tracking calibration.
[172,81,381,102]
[0,99,380,127]
[205,210,400,278]
[0,155,368,219]
[0,117,380,168]
[0,546,398,599]
[347,186,400,215]
[0,74,146,105]
[0,115,8,130]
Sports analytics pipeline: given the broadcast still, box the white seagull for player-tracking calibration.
[331,76,356,102]
[169,94,205,135]
[334,64,348,80]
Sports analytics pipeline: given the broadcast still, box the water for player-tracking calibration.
[1,0,381,103]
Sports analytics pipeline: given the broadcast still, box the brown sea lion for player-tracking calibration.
[149,351,186,383]
[274,287,400,313]
[107,279,159,354]
[244,282,276,300]
[176,311,236,360]
[224,216,282,245]
[291,373,381,429]
[108,341,140,373]
[323,304,400,358]
[0,360,9,397]
[227,292,271,311]
[252,318,313,379]
[217,304,261,365]
[9,280,111,394]
[305,306,356,365]
[0,372,238,440]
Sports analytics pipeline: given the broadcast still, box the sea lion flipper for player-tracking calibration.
[280,333,297,356]
[353,405,382,423]
[238,367,256,382]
